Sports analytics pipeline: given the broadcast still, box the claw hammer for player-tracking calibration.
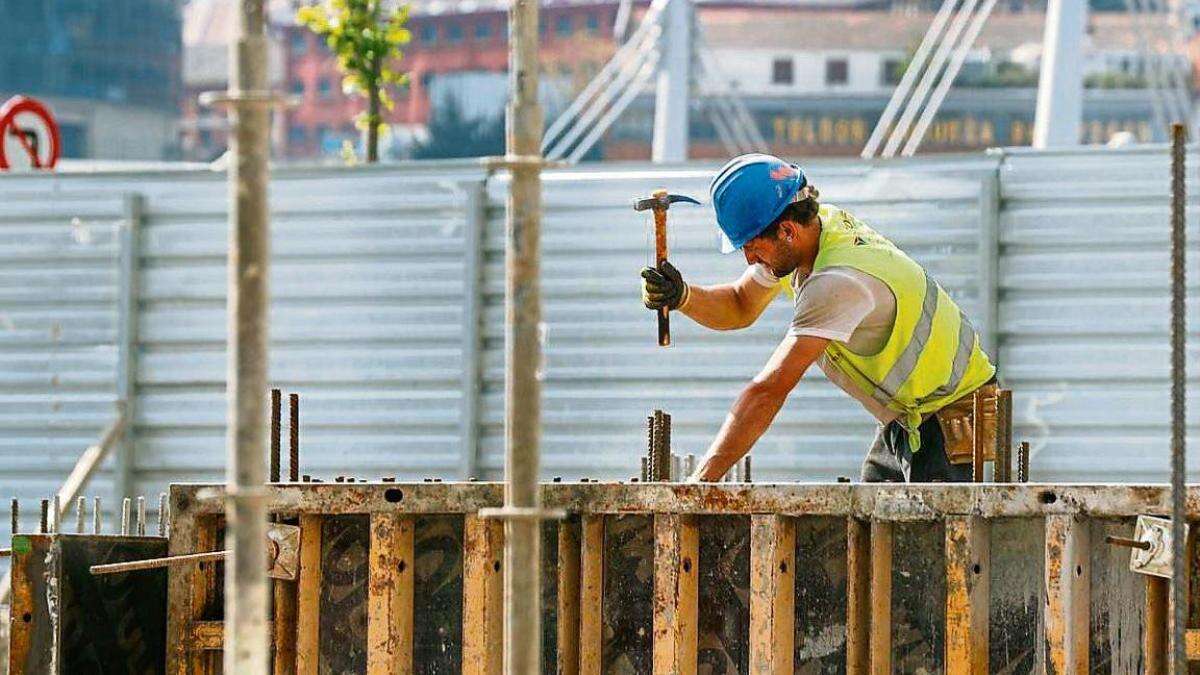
[633,189,700,346]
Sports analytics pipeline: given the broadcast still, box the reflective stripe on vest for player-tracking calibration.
[869,270,939,408]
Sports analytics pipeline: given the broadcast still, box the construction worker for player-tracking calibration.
[640,153,997,482]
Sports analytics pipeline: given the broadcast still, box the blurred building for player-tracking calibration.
[0,0,182,160]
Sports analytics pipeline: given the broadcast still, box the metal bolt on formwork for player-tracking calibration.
[11,498,17,535]
[39,499,48,533]
[93,497,101,534]
[158,493,168,537]
[137,496,146,536]
[121,497,131,535]
[289,393,300,482]
[75,496,86,534]
[270,388,281,483]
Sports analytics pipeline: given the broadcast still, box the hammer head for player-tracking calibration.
[633,192,701,212]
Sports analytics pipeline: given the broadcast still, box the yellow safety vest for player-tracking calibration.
[783,204,996,451]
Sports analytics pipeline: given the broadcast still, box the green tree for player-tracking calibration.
[296,0,411,162]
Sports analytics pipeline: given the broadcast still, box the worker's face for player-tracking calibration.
[742,220,813,278]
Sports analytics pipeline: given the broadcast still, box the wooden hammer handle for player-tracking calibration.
[654,206,670,347]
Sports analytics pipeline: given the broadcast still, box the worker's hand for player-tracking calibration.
[641,261,689,310]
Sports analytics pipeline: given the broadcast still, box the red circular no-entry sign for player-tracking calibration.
[0,96,61,171]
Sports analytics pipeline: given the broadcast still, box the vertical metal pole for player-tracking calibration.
[270,389,281,483]
[652,0,692,163]
[460,180,488,480]
[1169,122,1187,672]
[114,193,143,508]
[504,0,545,666]
[977,168,1001,361]
[1032,0,1086,148]
[289,393,300,482]
[225,0,271,670]
[75,496,85,534]
[10,498,17,535]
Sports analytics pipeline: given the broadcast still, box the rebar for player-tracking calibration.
[270,388,281,483]
[10,498,17,535]
[640,456,648,482]
[289,393,300,482]
[1169,121,1187,672]
[994,390,1011,482]
[646,415,656,481]
[742,455,752,482]
[684,453,696,478]
[137,496,146,536]
[732,458,742,482]
[158,493,168,537]
[75,496,85,533]
[52,495,60,533]
[670,454,681,482]
[1018,441,1030,483]
[39,499,48,534]
[121,497,131,535]
[93,496,102,534]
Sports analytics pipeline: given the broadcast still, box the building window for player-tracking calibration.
[555,15,573,36]
[420,24,437,43]
[826,58,848,85]
[290,80,304,96]
[290,32,307,55]
[585,12,600,34]
[318,78,332,98]
[475,20,492,39]
[289,125,308,145]
[447,23,463,43]
[881,59,903,86]
[772,58,793,85]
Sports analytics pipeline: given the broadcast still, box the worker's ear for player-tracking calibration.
[779,219,800,241]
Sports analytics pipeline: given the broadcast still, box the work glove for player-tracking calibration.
[640,261,689,310]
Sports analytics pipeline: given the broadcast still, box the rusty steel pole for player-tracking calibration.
[1169,123,1187,672]
[503,0,545,668]
[224,0,272,670]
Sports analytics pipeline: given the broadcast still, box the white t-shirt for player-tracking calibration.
[749,263,900,424]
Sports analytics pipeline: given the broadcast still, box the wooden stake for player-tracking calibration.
[579,515,605,674]
[367,513,414,675]
[296,514,323,675]
[846,518,870,674]
[463,514,504,675]
[945,516,989,674]
[749,515,795,675]
[557,519,582,675]
[869,521,892,675]
[652,513,699,674]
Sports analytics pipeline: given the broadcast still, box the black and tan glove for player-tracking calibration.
[640,261,690,311]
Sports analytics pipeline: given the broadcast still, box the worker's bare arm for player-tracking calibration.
[681,267,780,330]
[690,334,828,481]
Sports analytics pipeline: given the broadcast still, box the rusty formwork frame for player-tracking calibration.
[165,482,1200,674]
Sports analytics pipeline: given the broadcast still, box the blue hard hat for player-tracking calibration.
[709,153,807,253]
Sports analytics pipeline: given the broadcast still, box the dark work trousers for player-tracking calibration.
[860,414,973,483]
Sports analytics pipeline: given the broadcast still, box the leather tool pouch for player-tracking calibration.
[938,383,999,465]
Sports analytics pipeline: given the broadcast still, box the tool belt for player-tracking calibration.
[936,382,1001,465]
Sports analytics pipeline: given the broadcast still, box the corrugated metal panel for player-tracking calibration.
[0,189,124,543]
[997,146,1200,483]
[482,162,990,481]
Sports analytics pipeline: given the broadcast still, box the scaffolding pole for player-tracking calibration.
[502,0,545,668]
[224,0,271,670]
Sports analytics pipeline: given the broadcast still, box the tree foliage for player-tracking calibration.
[296,0,411,162]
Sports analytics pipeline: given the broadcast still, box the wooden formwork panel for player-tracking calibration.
[164,483,1200,673]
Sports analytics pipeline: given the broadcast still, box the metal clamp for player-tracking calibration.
[477,506,567,521]
[1107,515,1188,578]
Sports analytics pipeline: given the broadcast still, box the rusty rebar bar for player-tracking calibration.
[158,493,168,537]
[995,390,1012,482]
[1018,441,1030,483]
[137,495,146,536]
[52,495,60,533]
[75,496,86,534]
[289,392,300,482]
[39,498,48,534]
[743,455,752,482]
[654,412,671,481]
[10,498,17,535]
[1105,535,1152,551]
[640,456,648,482]
[270,388,281,483]
[1169,121,1187,672]
[646,414,656,481]
[93,496,102,534]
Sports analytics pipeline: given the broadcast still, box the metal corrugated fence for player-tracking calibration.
[0,148,1196,523]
